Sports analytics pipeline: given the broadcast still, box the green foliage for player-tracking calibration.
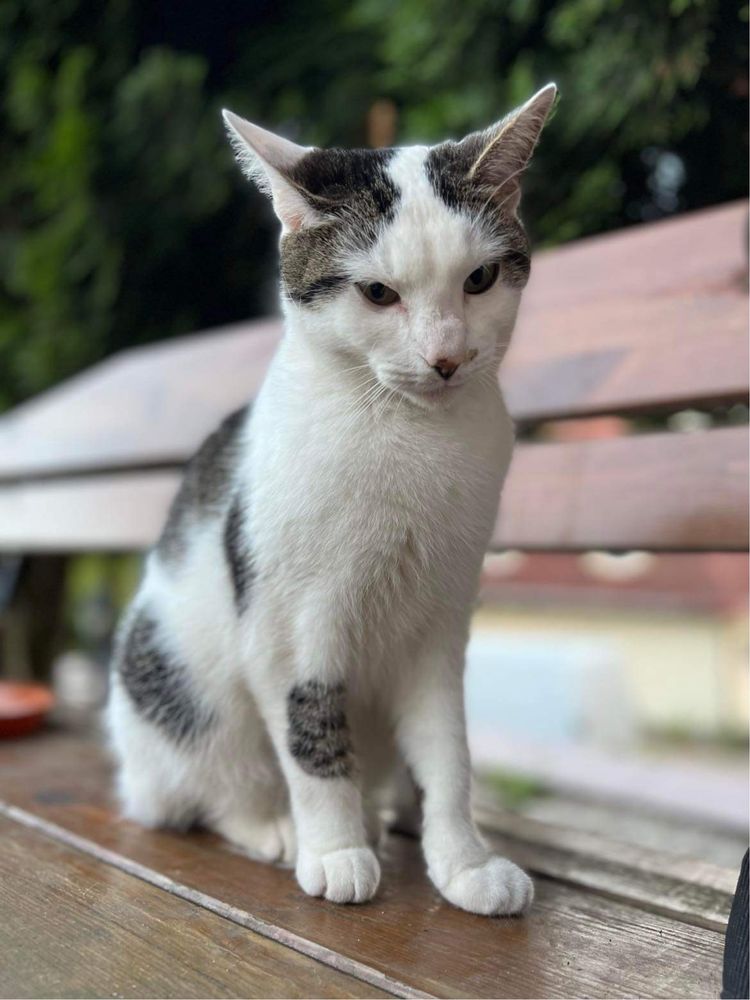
[481,768,549,808]
[0,0,746,411]
[0,1,274,410]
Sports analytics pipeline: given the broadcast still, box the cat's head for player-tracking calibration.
[224,85,556,408]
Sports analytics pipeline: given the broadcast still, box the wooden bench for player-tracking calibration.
[0,201,747,998]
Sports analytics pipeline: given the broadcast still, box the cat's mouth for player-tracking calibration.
[375,365,468,408]
[392,377,464,408]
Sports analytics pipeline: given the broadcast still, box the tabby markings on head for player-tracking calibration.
[280,148,399,306]
[425,142,531,288]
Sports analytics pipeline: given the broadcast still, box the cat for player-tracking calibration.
[107,83,556,915]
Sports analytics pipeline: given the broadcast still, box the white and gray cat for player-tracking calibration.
[108,84,556,915]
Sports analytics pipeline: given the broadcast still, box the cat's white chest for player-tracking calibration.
[249,375,512,658]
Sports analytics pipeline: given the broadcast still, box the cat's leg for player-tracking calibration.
[389,761,422,838]
[362,794,385,848]
[202,706,293,863]
[354,702,399,849]
[204,701,297,866]
[394,630,533,916]
[110,606,294,859]
[108,680,200,830]
[114,685,296,862]
[213,806,297,865]
[114,707,295,862]
[248,611,380,904]
[252,678,380,903]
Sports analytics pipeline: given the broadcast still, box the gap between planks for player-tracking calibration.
[476,802,734,933]
[0,800,428,1000]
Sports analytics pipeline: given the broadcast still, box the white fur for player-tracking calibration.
[107,107,557,913]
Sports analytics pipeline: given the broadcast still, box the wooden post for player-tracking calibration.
[367,99,398,148]
[1,555,68,682]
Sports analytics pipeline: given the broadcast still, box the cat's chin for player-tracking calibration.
[398,382,462,410]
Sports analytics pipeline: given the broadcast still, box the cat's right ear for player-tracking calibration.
[459,84,557,215]
[222,111,320,232]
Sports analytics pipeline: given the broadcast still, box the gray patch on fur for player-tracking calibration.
[224,492,253,612]
[280,148,398,306]
[287,681,354,778]
[118,610,213,745]
[425,142,530,288]
[158,406,249,562]
[496,247,531,287]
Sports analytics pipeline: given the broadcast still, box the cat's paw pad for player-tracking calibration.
[436,856,533,916]
[296,846,381,904]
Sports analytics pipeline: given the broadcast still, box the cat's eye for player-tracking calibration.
[358,281,400,306]
[463,262,499,295]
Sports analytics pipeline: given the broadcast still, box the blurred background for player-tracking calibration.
[1,0,747,409]
[0,0,747,864]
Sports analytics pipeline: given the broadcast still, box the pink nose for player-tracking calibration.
[422,348,477,380]
[433,357,461,380]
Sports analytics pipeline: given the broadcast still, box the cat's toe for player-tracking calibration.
[437,856,533,916]
[296,846,380,904]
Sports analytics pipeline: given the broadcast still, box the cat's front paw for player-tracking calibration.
[296,846,381,904]
[433,855,533,916]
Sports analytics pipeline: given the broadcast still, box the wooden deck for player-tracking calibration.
[0,726,733,999]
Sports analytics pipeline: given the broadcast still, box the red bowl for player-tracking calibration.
[0,682,55,739]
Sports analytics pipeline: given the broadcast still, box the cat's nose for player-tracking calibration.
[432,357,462,380]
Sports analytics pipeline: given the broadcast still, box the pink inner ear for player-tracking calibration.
[497,183,522,215]
[272,184,316,232]
[469,150,523,214]
[469,86,556,208]
[284,210,306,232]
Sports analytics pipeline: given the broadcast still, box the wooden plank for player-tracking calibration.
[0,815,391,1000]
[0,731,726,1000]
[494,425,748,551]
[523,202,746,311]
[0,470,179,551]
[504,200,748,422]
[505,290,748,423]
[0,425,745,552]
[475,801,735,932]
[3,730,735,931]
[0,320,281,481]
[0,204,745,481]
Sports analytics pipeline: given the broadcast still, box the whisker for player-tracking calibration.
[338,380,389,435]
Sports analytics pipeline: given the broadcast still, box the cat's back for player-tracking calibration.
[156,404,251,564]
[113,405,254,693]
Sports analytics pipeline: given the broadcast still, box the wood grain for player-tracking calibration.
[475,800,735,931]
[494,425,748,551]
[0,730,726,1000]
[0,814,390,999]
[0,320,281,481]
[0,425,745,552]
[0,470,179,551]
[0,203,745,481]
[504,200,748,422]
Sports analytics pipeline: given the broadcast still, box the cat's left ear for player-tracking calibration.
[465,83,557,214]
[222,110,320,232]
